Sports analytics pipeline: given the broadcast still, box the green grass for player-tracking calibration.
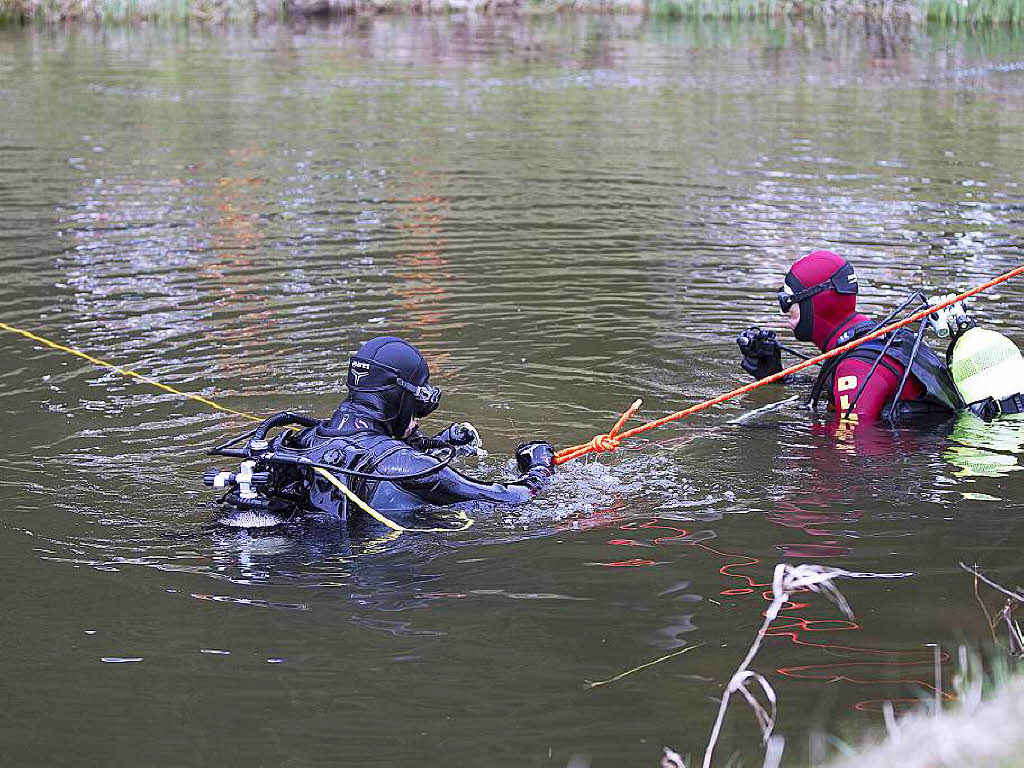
[1,0,1022,21]
[820,649,1024,768]
[926,0,1023,23]
[648,0,780,19]
[0,0,285,22]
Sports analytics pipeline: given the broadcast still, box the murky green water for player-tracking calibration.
[2,16,1023,767]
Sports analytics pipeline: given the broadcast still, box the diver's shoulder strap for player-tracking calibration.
[810,321,883,407]
[821,313,862,350]
[810,320,959,412]
[997,393,1024,415]
[339,435,411,501]
[830,319,880,349]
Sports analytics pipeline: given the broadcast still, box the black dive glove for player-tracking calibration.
[433,422,482,450]
[407,422,482,454]
[515,441,555,493]
[736,326,783,380]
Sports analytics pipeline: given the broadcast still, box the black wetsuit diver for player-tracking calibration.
[207,336,555,524]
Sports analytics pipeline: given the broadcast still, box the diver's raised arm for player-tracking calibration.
[389,440,554,506]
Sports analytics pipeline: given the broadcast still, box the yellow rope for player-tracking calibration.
[314,467,474,534]
[1,320,474,534]
[0,321,261,422]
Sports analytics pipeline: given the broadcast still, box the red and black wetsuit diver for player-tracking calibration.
[736,251,960,422]
[207,336,555,525]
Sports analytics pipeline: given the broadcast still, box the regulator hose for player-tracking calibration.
[262,446,457,482]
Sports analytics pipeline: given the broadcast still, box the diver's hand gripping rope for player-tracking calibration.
[551,398,644,464]
[553,265,1024,466]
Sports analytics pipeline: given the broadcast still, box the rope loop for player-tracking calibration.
[554,399,642,465]
[589,433,622,453]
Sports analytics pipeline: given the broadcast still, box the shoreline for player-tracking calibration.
[2,0,1021,27]
[822,673,1024,768]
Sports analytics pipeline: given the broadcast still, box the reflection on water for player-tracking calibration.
[1,14,1024,768]
[945,411,1024,479]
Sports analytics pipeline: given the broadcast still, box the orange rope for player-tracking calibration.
[554,265,1024,465]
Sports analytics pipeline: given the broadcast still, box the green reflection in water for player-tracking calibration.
[946,411,1024,479]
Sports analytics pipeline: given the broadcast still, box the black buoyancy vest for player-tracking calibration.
[810,320,962,413]
[281,426,408,515]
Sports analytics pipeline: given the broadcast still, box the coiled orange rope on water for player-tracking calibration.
[553,265,1024,466]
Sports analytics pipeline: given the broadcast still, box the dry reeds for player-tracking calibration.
[824,648,1024,768]
[663,563,911,768]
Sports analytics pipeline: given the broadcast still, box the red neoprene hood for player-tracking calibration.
[784,251,859,350]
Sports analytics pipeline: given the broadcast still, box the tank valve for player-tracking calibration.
[928,294,974,338]
[204,465,270,489]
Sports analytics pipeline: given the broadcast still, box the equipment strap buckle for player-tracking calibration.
[1004,392,1024,415]
[992,393,1024,417]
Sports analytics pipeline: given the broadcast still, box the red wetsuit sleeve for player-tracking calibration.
[831,357,924,421]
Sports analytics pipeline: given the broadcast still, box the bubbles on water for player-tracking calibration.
[216,510,289,529]
[493,448,740,530]
[499,458,638,527]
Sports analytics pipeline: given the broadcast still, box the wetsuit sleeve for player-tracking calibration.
[381,450,548,506]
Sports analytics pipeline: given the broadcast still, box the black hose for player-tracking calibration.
[843,331,900,419]
[887,319,929,425]
[208,412,321,457]
[871,292,928,334]
[252,411,320,441]
[265,446,457,482]
[781,345,812,361]
[208,412,457,481]
[842,293,930,419]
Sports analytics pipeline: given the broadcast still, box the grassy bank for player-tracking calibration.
[823,668,1024,768]
[822,571,1024,768]
[1,0,1022,25]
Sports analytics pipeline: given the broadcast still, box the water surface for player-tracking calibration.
[1,16,1023,767]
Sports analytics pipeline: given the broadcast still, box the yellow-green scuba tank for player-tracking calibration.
[950,328,1024,404]
[931,295,1024,419]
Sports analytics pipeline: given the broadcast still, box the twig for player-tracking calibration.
[882,701,900,743]
[585,642,705,690]
[699,564,910,768]
[972,571,1000,644]
[963,563,1024,660]
[1000,602,1024,658]
[924,643,942,716]
[727,395,801,426]
[661,747,686,768]
[959,562,1024,604]
[955,645,983,712]
[762,735,785,768]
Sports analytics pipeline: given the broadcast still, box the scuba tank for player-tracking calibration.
[931,295,1024,420]
[204,411,460,528]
